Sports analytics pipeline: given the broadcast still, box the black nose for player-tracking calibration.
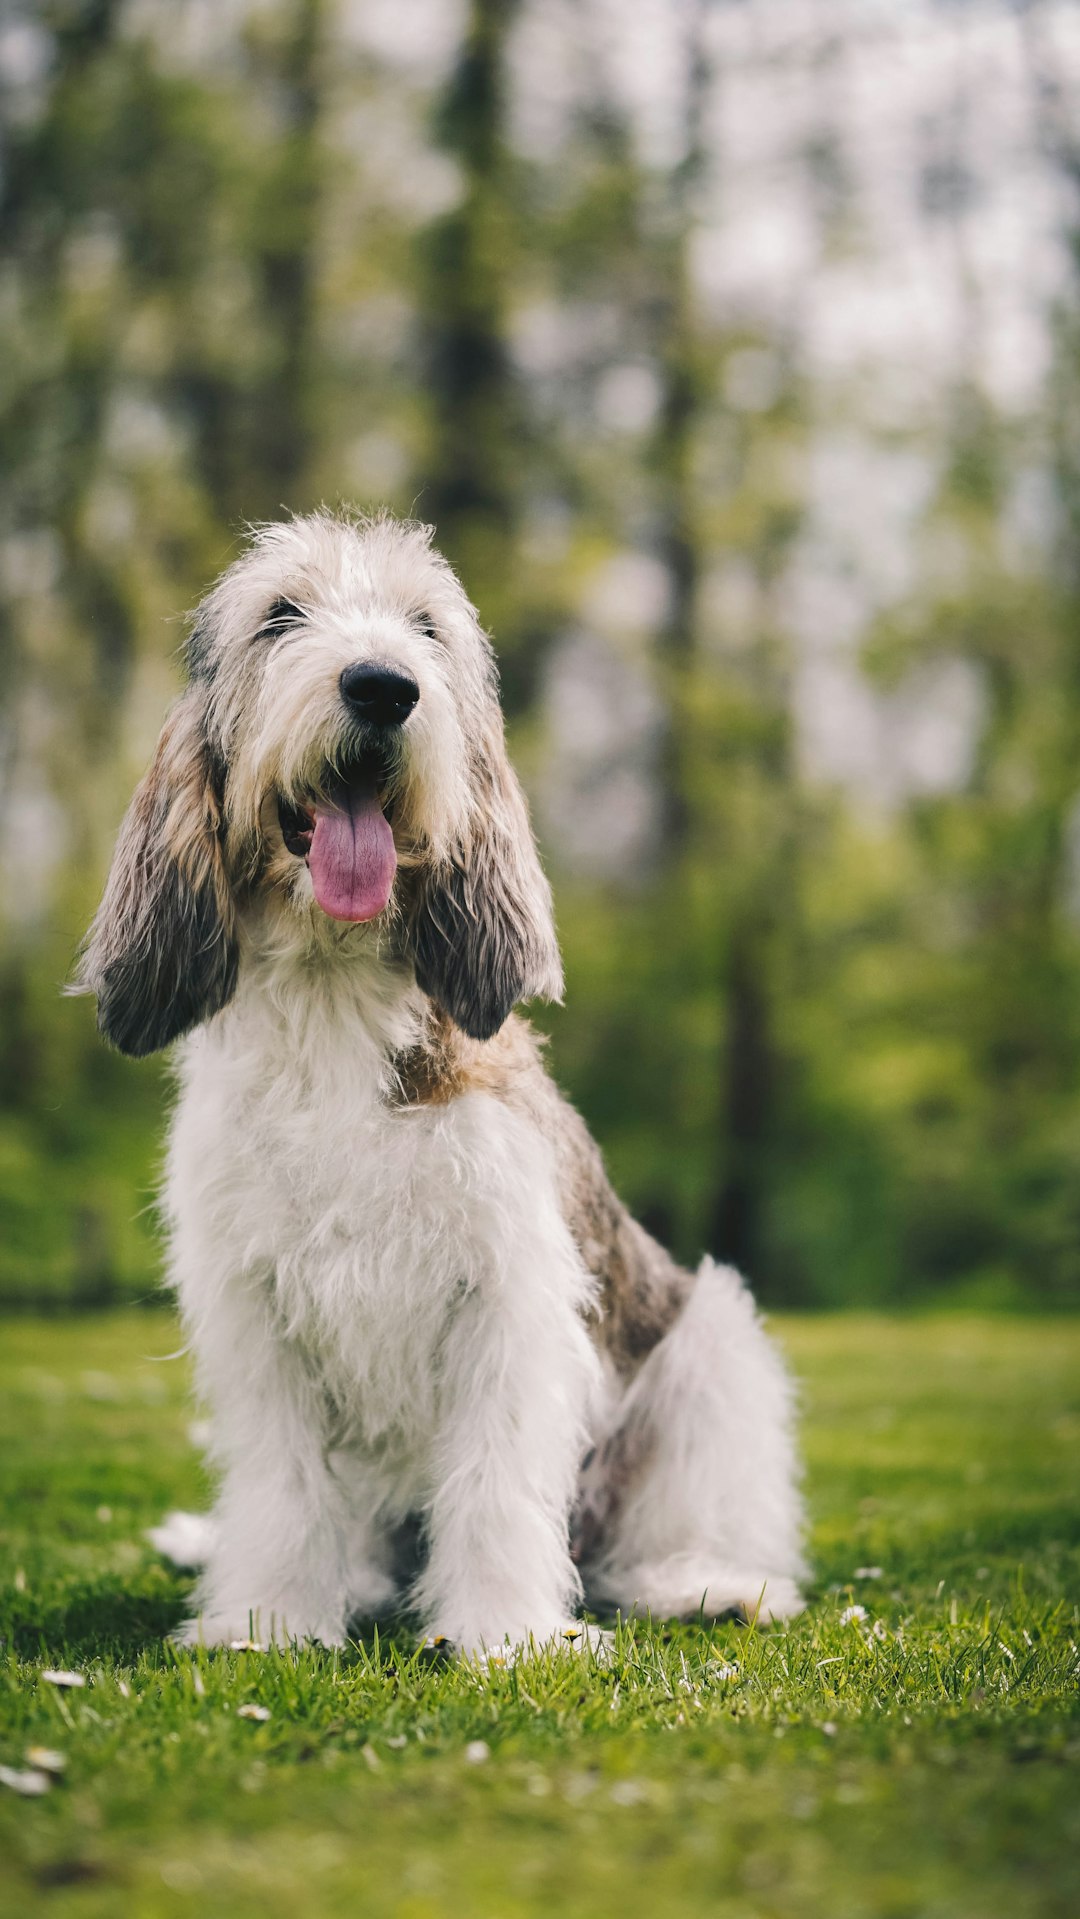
[339,663,419,728]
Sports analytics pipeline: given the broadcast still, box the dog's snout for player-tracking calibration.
[339,663,420,728]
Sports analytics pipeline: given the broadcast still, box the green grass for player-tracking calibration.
[0,1312,1077,1918]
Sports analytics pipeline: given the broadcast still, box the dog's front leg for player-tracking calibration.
[176,1279,351,1649]
[412,1197,601,1662]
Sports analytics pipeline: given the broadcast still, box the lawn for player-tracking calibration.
[0,1310,1076,1918]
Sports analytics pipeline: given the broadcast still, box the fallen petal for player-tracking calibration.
[236,1704,271,1722]
[25,1748,66,1774]
[0,1765,51,1796]
[41,1670,86,1689]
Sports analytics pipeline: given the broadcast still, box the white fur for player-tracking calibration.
[166,952,600,1656]
[582,1262,805,1624]
[83,512,805,1656]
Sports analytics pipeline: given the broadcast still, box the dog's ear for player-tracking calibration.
[73,685,238,1057]
[409,714,563,1042]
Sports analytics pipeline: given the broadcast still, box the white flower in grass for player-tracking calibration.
[25,1748,66,1774]
[853,1567,883,1580]
[464,1741,490,1765]
[41,1670,85,1689]
[0,1764,51,1797]
[236,1704,271,1722]
[712,1663,739,1683]
[839,1605,868,1627]
[228,1640,265,1653]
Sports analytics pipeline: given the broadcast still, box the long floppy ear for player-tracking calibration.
[73,686,237,1057]
[410,717,563,1042]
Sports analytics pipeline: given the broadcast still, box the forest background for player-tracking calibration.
[3,0,1080,1314]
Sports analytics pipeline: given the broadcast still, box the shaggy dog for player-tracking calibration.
[76,511,804,1658]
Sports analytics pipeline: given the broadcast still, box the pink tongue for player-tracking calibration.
[308,776,397,923]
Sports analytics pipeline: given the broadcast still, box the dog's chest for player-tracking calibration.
[171,1010,501,1441]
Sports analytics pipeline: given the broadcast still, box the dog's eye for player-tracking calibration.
[415,610,438,641]
[257,598,306,640]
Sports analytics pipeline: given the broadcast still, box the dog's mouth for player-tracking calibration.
[277,754,397,924]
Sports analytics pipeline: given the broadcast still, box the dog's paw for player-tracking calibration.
[739,1576,804,1625]
[593,1558,805,1627]
[174,1612,346,1651]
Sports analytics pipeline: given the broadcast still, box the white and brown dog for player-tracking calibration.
[77,511,804,1658]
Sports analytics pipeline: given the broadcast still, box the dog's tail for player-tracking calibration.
[146,1510,216,1569]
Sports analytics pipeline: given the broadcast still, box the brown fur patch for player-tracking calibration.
[391,1011,691,1378]
[391,1004,544,1108]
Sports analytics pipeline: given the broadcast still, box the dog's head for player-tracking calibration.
[75,511,562,1055]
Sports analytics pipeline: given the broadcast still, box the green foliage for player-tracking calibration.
[0,1310,1076,1915]
[4,3,1080,1306]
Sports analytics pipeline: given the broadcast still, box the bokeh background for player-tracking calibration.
[3,0,1080,1313]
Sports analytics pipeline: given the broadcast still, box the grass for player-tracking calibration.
[0,1311,1077,1917]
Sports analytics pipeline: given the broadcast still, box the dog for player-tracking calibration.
[76,510,805,1658]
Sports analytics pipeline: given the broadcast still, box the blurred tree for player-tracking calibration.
[0,1,238,1302]
[1,0,1078,1311]
[414,0,526,670]
[169,0,328,522]
[648,2,802,1282]
[537,4,807,1289]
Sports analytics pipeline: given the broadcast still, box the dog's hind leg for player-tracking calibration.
[575,1259,805,1625]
